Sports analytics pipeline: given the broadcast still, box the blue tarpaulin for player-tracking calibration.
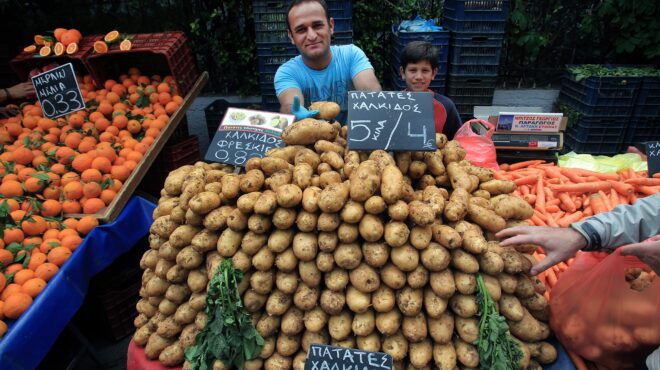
[0,196,155,370]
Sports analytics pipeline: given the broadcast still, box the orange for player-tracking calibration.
[71,153,93,172]
[39,46,51,57]
[22,278,46,298]
[165,101,179,114]
[61,234,83,251]
[0,249,13,267]
[104,30,120,43]
[82,198,105,214]
[41,199,63,217]
[66,42,78,55]
[97,102,113,116]
[0,180,24,197]
[27,252,48,271]
[123,160,137,171]
[47,246,72,266]
[0,274,5,294]
[21,216,48,236]
[34,35,46,45]
[94,117,111,131]
[23,45,37,53]
[82,182,102,198]
[91,156,112,174]
[54,28,68,41]
[94,41,108,53]
[53,42,65,56]
[61,172,80,186]
[81,168,103,183]
[62,218,78,230]
[12,146,34,166]
[63,181,83,200]
[110,165,130,181]
[10,210,26,223]
[106,91,120,104]
[24,176,45,193]
[3,228,24,245]
[112,114,128,129]
[61,30,80,46]
[127,119,141,133]
[126,151,143,163]
[100,189,117,205]
[62,200,81,214]
[3,292,33,319]
[1,284,22,301]
[63,132,82,148]
[42,185,61,200]
[0,320,6,337]
[55,146,76,164]
[119,39,132,51]
[76,216,99,235]
[34,263,59,282]
[40,239,61,254]
[13,270,35,285]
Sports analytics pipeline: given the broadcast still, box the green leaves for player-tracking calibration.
[476,273,522,370]
[185,259,263,370]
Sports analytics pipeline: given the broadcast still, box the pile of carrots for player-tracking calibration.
[499,159,659,370]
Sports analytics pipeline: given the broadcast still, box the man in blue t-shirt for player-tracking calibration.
[275,0,382,122]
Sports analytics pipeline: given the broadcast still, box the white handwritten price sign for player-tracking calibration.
[304,344,392,370]
[646,141,660,177]
[347,91,436,151]
[31,63,85,119]
[204,107,294,167]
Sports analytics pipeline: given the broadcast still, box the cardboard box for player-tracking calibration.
[492,131,563,150]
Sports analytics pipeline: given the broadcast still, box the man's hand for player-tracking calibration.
[621,236,660,275]
[496,226,587,275]
[0,107,19,118]
[7,82,36,99]
[291,95,318,121]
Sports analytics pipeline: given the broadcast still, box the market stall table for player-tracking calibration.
[0,196,156,370]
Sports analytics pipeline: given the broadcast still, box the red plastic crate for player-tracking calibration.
[85,32,199,95]
[9,35,101,81]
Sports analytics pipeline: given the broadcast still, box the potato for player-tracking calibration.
[299,260,322,287]
[243,290,268,313]
[257,315,281,338]
[304,307,328,333]
[276,334,301,357]
[261,157,292,176]
[454,338,479,368]
[318,182,349,213]
[478,250,504,275]
[508,309,550,342]
[527,341,558,365]
[317,212,340,232]
[444,188,470,222]
[259,336,277,358]
[188,191,221,215]
[521,293,549,312]
[409,225,432,250]
[314,139,344,154]
[387,200,409,221]
[502,249,532,275]
[320,289,345,315]
[292,163,314,190]
[451,249,479,273]
[407,265,429,289]
[274,248,297,272]
[176,246,203,270]
[339,200,363,224]
[295,147,321,169]
[384,221,410,248]
[163,169,190,196]
[203,206,233,231]
[397,286,423,316]
[449,294,478,318]
[365,196,386,214]
[447,162,475,192]
[137,299,158,318]
[166,264,189,284]
[265,289,292,316]
[479,179,517,195]
[150,216,178,239]
[430,270,456,299]
[301,329,330,351]
[376,310,402,335]
[318,232,338,253]
[174,302,197,325]
[267,229,295,253]
[232,250,252,272]
[267,145,302,164]
[179,323,200,348]
[382,333,408,361]
[145,333,175,360]
[372,286,396,313]
[349,309,375,336]
[249,271,273,295]
[424,287,448,319]
[431,223,462,249]
[157,316,183,338]
[357,333,381,352]
[328,311,353,341]
[381,263,406,289]
[442,141,466,164]
[357,214,383,242]
[320,151,344,171]
[337,222,359,243]
[454,272,476,295]
[154,259,175,279]
[379,165,404,204]
[491,195,534,220]
[245,359,264,370]
[324,268,349,291]
[252,247,275,271]
[402,313,428,343]
[331,337,357,349]
[275,271,299,295]
[238,169,264,194]
[334,243,362,269]
[264,353,292,370]
[455,316,478,343]
[467,203,506,233]
[407,201,435,226]
[408,160,427,179]
[433,342,457,370]
[146,276,170,296]
[349,160,381,202]
[363,242,389,268]
[308,101,341,120]
[420,242,451,272]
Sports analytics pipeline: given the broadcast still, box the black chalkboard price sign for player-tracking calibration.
[304,344,393,370]
[204,108,293,167]
[347,91,436,151]
[30,63,86,119]
[646,141,660,177]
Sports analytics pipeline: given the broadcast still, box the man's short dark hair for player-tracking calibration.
[286,0,331,31]
[400,41,440,70]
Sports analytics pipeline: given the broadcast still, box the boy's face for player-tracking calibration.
[400,61,438,92]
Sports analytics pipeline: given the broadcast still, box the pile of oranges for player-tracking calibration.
[0,67,183,337]
[23,28,83,57]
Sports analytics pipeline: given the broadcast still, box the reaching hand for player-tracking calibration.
[0,106,19,118]
[7,82,36,99]
[620,237,660,275]
[291,95,319,121]
[496,226,587,275]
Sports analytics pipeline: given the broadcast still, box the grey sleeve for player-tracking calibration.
[570,193,660,250]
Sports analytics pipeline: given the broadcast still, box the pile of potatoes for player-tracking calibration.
[133,111,558,369]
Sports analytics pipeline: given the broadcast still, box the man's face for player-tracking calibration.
[401,61,438,92]
[287,1,334,60]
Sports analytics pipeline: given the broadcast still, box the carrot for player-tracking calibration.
[590,193,608,214]
[629,192,638,204]
[509,160,545,171]
[567,350,589,370]
[557,211,584,227]
[530,215,547,226]
[558,192,577,213]
[553,210,565,221]
[535,176,545,212]
[654,173,660,179]
[543,166,566,180]
[610,190,620,207]
[513,175,538,186]
[560,168,586,183]
[598,190,613,210]
[609,180,634,195]
[543,291,550,301]
[545,204,560,213]
[520,185,530,196]
[545,213,559,227]
[533,210,548,222]
[626,178,660,186]
[637,185,660,196]
[546,178,561,184]
[570,168,620,181]
[583,206,593,217]
[523,194,536,205]
[552,265,561,274]
[493,171,508,180]
[546,268,558,287]
[558,262,569,272]
[547,198,560,206]
[550,181,612,193]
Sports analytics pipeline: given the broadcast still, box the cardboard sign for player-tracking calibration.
[304,344,392,370]
[646,141,660,177]
[31,63,85,119]
[497,112,563,132]
[347,91,436,151]
[204,108,293,166]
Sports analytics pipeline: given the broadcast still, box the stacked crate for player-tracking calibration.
[390,25,450,94]
[558,66,642,155]
[253,0,353,112]
[627,76,660,147]
[443,0,508,119]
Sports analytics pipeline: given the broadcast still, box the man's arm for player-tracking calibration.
[571,193,660,251]
[278,88,303,114]
[352,69,382,92]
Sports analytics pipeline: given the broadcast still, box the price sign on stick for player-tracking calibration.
[646,141,660,177]
[31,63,86,119]
[304,344,393,370]
[204,108,294,167]
[347,91,436,151]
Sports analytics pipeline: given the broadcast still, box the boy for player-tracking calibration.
[399,41,462,139]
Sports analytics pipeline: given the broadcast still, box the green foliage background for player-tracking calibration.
[0,0,657,92]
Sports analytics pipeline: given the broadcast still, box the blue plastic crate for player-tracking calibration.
[258,54,297,73]
[634,76,660,117]
[444,0,509,21]
[558,92,634,117]
[255,18,352,43]
[257,42,298,57]
[625,116,660,146]
[561,70,642,107]
[252,0,288,15]
[449,63,499,76]
[566,116,629,142]
[565,131,623,155]
[259,72,276,85]
[327,0,353,18]
[392,25,451,46]
[446,74,497,96]
[449,33,503,65]
[443,17,506,33]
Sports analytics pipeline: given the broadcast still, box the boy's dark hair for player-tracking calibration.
[400,41,440,70]
[286,0,331,31]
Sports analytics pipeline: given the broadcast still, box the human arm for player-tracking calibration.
[437,95,462,139]
[352,69,381,91]
[0,82,35,103]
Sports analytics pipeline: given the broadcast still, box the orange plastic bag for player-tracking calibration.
[550,248,660,369]
[453,119,499,170]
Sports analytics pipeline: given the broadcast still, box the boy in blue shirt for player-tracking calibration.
[399,41,462,139]
[275,0,381,122]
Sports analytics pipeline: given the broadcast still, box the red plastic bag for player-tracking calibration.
[453,119,499,170]
[550,248,660,370]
